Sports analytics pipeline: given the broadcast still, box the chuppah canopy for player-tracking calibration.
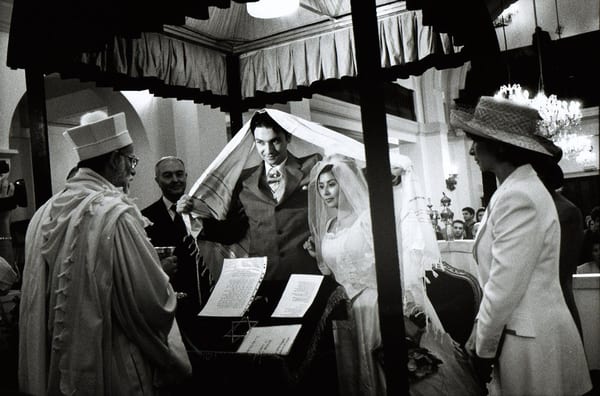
[6,0,509,393]
[7,0,508,111]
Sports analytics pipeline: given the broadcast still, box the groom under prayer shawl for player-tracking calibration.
[179,110,322,280]
[177,109,433,286]
[19,111,191,396]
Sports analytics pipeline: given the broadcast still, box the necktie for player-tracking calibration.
[267,167,283,201]
[171,204,187,241]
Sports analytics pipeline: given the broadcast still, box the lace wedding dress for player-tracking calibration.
[310,155,484,396]
[321,213,383,395]
[320,213,484,396]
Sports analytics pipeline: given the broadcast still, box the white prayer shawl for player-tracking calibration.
[186,108,411,221]
[0,256,18,291]
[19,168,190,396]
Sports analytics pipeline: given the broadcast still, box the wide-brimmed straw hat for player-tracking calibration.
[451,96,553,156]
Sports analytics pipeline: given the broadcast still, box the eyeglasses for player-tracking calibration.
[118,152,139,169]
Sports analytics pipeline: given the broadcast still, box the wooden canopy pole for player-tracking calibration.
[25,69,53,208]
[349,0,409,394]
[226,54,244,137]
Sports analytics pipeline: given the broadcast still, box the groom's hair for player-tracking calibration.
[250,111,291,140]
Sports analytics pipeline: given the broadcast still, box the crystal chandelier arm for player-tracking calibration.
[500,0,511,83]
[554,0,563,38]
[532,0,545,93]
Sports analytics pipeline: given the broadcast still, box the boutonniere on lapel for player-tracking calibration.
[299,158,317,190]
[300,176,309,190]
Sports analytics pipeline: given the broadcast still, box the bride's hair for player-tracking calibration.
[316,164,334,182]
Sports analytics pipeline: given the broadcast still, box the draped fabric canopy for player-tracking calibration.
[7,1,507,392]
[238,10,462,99]
[7,0,505,111]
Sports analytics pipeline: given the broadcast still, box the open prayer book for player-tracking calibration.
[198,257,267,317]
[235,275,324,354]
[236,324,302,355]
[271,274,324,318]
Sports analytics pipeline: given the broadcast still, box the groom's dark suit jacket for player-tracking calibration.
[142,198,201,325]
[201,152,321,281]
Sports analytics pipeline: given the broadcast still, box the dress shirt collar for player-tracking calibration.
[264,157,288,177]
[162,196,177,220]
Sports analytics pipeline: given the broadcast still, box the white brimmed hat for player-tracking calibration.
[63,112,132,161]
[450,96,553,156]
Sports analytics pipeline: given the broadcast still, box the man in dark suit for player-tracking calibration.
[142,156,209,332]
[461,206,476,239]
[179,111,321,281]
[581,206,600,264]
[533,140,584,337]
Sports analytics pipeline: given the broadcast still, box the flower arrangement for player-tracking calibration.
[405,337,443,383]
[372,312,443,384]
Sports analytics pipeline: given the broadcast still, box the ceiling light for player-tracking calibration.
[247,0,300,19]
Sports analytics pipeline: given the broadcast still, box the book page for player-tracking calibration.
[236,325,302,355]
[271,274,324,318]
[198,257,267,317]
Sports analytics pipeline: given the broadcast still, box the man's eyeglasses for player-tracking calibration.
[118,152,140,169]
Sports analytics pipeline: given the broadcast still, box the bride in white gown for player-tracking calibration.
[304,154,484,396]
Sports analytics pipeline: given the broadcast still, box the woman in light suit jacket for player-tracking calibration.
[451,96,591,396]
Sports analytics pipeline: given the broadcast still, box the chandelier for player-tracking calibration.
[530,92,581,139]
[492,0,594,166]
[494,84,592,163]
